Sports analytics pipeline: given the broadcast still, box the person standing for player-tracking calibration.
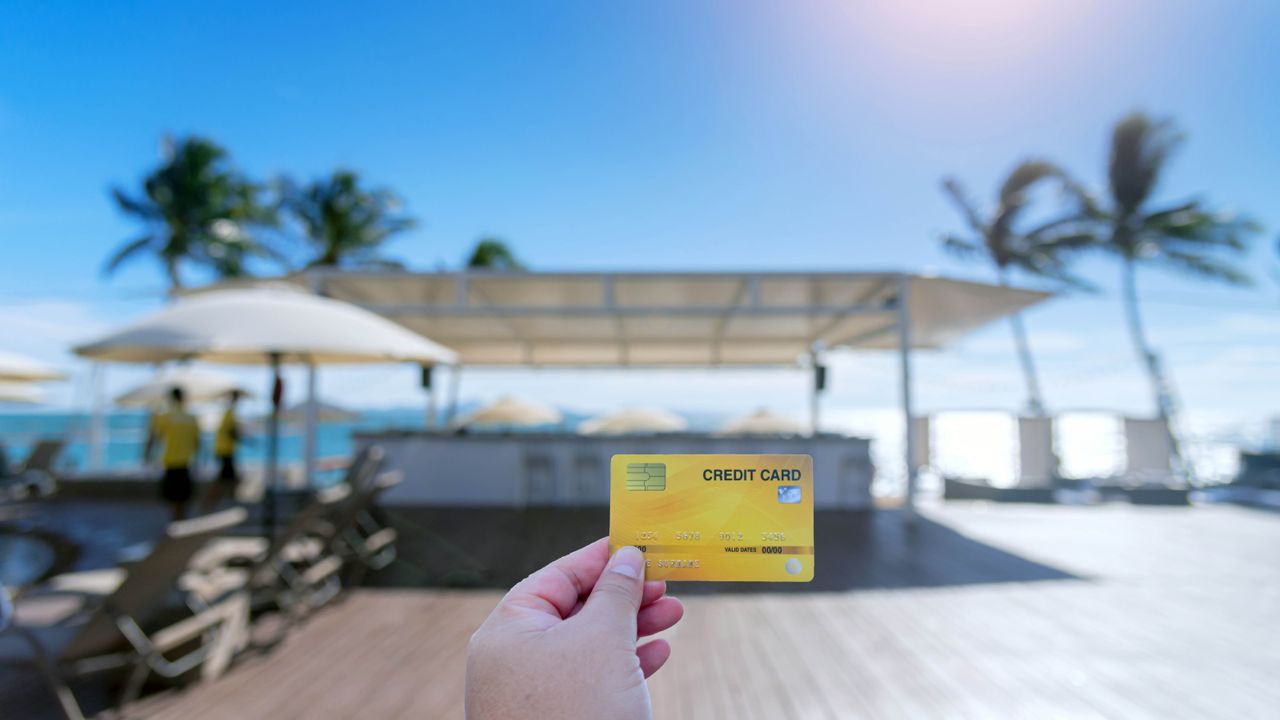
[147,387,200,521]
[201,390,244,512]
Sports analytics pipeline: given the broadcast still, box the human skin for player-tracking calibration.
[465,539,684,720]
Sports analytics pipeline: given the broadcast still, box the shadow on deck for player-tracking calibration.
[374,507,1082,593]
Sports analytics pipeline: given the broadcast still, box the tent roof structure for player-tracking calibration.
[247,270,1050,367]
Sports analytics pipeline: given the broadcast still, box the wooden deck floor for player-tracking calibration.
[8,502,1280,718]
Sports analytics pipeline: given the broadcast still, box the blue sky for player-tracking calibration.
[1,1,1277,439]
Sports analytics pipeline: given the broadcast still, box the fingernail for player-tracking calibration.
[610,546,644,579]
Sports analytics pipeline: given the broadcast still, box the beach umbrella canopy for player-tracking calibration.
[115,366,253,408]
[279,400,361,425]
[578,407,688,435]
[241,400,360,434]
[717,408,805,436]
[0,351,65,382]
[455,395,561,429]
[73,286,456,365]
[0,382,44,404]
[74,286,456,532]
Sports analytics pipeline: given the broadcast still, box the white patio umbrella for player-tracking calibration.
[454,395,561,429]
[0,351,65,382]
[578,407,687,435]
[0,382,44,404]
[242,401,359,438]
[74,286,456,531]
[114,366,253,408]
[717,408,805,436]
[279,399,361,425]
[74,286,455,365]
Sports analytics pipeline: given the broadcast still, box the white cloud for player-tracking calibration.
[0,300,112,407]
[957,327,1089,356]
[0,300,109,351]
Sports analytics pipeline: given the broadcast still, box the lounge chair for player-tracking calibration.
[186,448,396,620]
[1121,417,1190,504]
[209,466,402,593]
[1017,416,1057,488]
[345,444,386,496]
[189,444,384,573]
[2,438,65,500]
[155,485,355,658]
[910,415,932,473]
[0,507,250,720]
[1122,417,1178,486]
[328,471,403,586]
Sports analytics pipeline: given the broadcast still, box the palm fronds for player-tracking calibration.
[105,136,279,288]
[279,170,416,269]
[467,237,525,271]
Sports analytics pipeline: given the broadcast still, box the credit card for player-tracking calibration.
[609,454,814,582]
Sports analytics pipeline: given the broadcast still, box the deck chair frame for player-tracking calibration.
[330,470,403,587]
[0,507,249,720]
[2,438,65,500]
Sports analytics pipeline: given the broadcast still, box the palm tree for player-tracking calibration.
[278,170,415,269]
[466,237,525,270]
[942,158,1090,412]
[106,136,277,289]
[1072,113,1258,459]
[940,160,1091,417]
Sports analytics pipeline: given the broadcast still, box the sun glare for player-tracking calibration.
[773,0,1107,138]
[860,0,1090,64]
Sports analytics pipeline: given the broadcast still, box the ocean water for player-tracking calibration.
[0,409,428,482]
[0,408,1268,492]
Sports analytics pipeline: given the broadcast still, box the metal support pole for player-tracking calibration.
[88,362,107,471]
[423,365,437,430]
[305,273,324,487]
[897,275,917,520]
[265,353,283,535]
[444,364,462,425]
[809,352,821,436]
[303,361,318,487]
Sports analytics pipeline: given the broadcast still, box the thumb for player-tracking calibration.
[579,546,646,638]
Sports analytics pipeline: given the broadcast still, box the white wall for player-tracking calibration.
[358,432,874,509]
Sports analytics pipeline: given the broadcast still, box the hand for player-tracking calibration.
[465,539,684,720]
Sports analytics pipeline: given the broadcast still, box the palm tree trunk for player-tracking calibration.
[1120,259,1164,417]
[1121,259,1190,479]
[165,259,183,293]
[999,271,1046,417]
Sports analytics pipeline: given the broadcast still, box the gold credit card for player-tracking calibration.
[610,454,814,582]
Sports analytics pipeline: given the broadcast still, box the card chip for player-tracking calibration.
[626,463,666,491]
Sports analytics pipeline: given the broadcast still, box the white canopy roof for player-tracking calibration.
[241,270,1051,367]
[0,351,65,382]
[74,286,457,366]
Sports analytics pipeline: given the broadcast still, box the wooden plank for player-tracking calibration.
[8,503,1278,719]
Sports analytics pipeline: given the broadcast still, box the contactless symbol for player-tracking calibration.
[784,558,802,575]
[626,463,666,491]
[777,486,802,504]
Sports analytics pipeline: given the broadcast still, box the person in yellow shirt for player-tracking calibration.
[146,387,200,521]
[201,390,244,513]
